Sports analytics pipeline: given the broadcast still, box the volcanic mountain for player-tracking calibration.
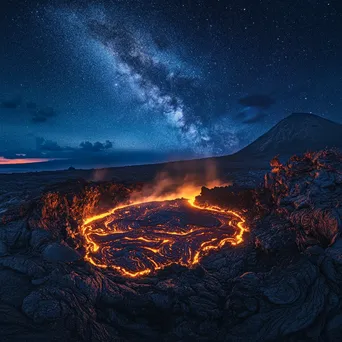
[234,113,342,160]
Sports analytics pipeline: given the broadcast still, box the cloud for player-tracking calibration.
[238,94,275,124]
[36,137,71,151]
[79,140,113,152]
[1,95,58,124]
[30,107,57,124]
[32,116,48,123]
[0,96,22,109]
[238,94,275,109]
[36,137,114,154]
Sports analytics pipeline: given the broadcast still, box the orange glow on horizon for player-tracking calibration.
[0,156,54,165]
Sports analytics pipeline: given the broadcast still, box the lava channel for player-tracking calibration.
[80,197,248,278]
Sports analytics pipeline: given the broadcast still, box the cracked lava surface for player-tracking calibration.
[80,195,248,278]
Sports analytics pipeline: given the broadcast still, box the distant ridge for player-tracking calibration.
[234,113,342,159]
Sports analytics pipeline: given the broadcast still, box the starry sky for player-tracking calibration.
[0,0,341,169]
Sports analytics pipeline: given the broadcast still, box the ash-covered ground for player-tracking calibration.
[1,150,342,341]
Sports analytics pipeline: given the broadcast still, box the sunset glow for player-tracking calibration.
[0,156,54,165]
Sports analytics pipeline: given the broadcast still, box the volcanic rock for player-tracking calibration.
[0,241,8,256]
[42,243,81,263]
[261,149,342,248]
[1,149,342,341]
[30,229,53,250]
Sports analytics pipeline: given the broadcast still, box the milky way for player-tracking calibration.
[1,0,341,165]
[52,5,239,155]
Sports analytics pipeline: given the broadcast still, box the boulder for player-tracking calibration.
[42,243,81,263]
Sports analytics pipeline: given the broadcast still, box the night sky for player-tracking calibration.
[1,0,342,169]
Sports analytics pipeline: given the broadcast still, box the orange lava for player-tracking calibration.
[80,185,248,278]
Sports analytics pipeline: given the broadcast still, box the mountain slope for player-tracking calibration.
[234,113,342,159]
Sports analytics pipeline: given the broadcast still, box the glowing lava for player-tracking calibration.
[80,187,248,278]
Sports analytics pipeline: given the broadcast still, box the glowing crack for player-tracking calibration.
[80,193,248,278]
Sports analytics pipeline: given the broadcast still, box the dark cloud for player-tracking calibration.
[79,140,113,152]
[36,138,114,154]
[238,94,275,109]
[1,94,57,124]
[237,94,275,124]
[32,116,48,123]
[36,137,71,151]
[30,107,57,124]
[0,96,22,109]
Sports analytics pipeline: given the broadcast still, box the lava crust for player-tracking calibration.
[81,198,247,277]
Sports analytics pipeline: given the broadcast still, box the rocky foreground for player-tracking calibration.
[1,150,342,341]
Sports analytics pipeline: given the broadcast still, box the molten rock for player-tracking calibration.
[81,198,245,277]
